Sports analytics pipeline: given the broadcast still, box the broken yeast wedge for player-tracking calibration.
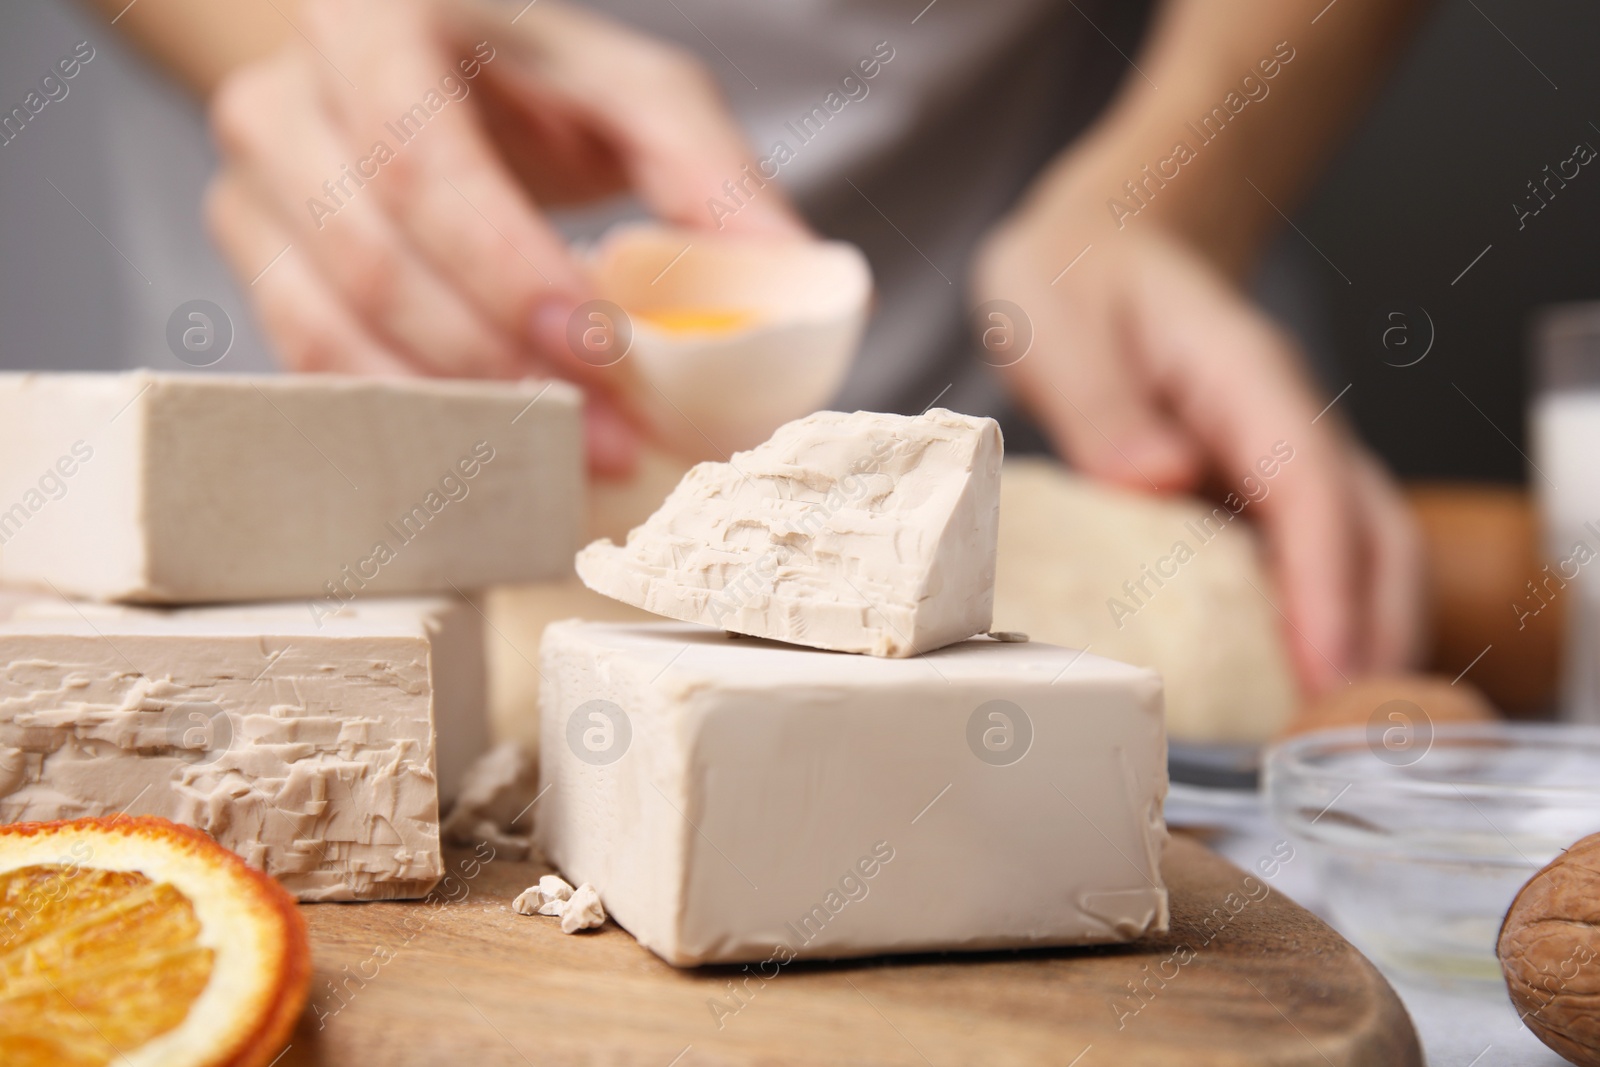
[575,409,1002,656]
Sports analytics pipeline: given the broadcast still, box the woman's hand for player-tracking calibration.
[967,0,1428,697]
[204,0,804,474]
[974,217,1424,695]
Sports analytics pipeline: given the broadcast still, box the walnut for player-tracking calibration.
[1499,832,1600,1066]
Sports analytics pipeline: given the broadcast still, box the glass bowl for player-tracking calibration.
[1264,722,1600,982]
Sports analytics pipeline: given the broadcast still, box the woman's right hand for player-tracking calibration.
[205,0,805,474]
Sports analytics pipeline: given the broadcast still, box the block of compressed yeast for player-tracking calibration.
[0,592,489,807]
[537,620,1168,966]
[0,595,486,900]
[576,409,1002,656]
[0,372,582,603]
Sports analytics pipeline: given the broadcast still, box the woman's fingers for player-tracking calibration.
[1349,446,1427,673]
[205,0,812,470]
[305,0,600,358]
[210,50,526,378]
[975,230,1203,492]
[1020,300,1204,492]
[205,171,411,376]
[583,391,642,477]
[1246,420,1363,694]
[486,2,808,238]
[1132,240,1368,694]
[211,165,641,477]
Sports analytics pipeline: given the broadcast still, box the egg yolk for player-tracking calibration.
[635,308,756,335]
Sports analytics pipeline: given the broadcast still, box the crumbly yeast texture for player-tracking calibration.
[0,595,486,901]
[575,409,1002,657]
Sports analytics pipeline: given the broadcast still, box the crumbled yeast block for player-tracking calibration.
[512,886,545,917]
[512,875,581,920]
[538,620,1168,966]
[441,741,538,859]
[0,592,489,808]
[561,883,606,933]
[539,874,575,902]
[0,372,582,603]
[0,594,488,901]
[575,409,1002,657]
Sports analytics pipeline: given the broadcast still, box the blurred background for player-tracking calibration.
[3,0,1598,485]
[1296,0,1600,485]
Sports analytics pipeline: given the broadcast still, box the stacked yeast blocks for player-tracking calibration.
[547,409,1170,966]
[0,372,582,900]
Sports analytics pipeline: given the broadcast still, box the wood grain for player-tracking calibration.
[276,835,1419,1066]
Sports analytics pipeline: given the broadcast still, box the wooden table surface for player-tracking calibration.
[277,835,1419,1066]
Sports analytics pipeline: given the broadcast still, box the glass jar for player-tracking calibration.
[1530,302,1600,723]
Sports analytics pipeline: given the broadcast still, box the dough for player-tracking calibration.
[994,458,1296,742]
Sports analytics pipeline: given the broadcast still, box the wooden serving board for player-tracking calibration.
[278,835,1419,1066]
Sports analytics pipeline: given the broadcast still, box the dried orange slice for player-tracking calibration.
[0,816,309,1067]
